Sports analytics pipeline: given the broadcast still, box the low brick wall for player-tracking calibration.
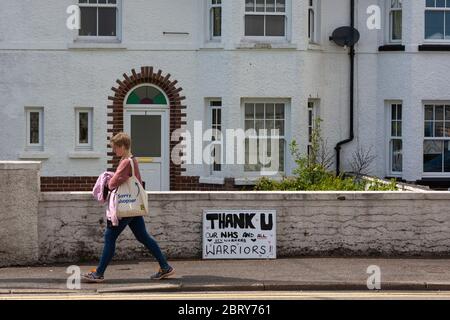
[2,161,450,267]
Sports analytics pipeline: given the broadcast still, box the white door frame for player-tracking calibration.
[124,105,170,191]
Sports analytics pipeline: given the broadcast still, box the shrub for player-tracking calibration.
[254,118,398,191]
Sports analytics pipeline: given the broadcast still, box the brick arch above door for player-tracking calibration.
[107,66,186,190]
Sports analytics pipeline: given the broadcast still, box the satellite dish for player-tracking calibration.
[329,26,360,47]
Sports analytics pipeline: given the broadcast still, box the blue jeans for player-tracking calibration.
[96,216,170,276]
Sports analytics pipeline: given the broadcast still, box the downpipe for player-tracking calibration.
[335,0,356,176]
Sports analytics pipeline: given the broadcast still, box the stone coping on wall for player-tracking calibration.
[0,161,41,170]
[39,190,450,202]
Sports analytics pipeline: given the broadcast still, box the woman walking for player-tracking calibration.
[82,132,174,283]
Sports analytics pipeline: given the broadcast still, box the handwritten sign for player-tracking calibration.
[202,210,276,259]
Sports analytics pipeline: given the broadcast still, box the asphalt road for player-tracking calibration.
[2,291,450,300]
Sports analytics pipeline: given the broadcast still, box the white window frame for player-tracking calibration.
[387,0,402,43]
[244,0,291,42]
[207,99,223,175]
[308,0,321,44]
[241,98,290,177]
[75,108,93,151]
[77,0,122,42]
[25,107,44,151]
[208,0,222,41]
[424,0,450,43]
[386,102,403,176]
[422,102,450,177]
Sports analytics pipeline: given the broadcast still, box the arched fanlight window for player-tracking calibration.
[126,85,168,105]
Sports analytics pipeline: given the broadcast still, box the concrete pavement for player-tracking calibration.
[0,258,450,295]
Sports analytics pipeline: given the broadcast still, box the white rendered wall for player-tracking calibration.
[1,0,448,183]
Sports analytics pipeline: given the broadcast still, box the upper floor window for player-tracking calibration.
[78,0,119,39]
[245,0,287,38]
[209,0,222,40]
[308,0,320,43]
[425,0,450,41]
[388,0,402,42]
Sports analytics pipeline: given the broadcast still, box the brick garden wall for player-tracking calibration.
[40,176,251,191]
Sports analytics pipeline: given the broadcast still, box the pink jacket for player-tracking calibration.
[108,157,142,190]
[92,171,119,226]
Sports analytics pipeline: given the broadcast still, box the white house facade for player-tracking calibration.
[0,0,449,191]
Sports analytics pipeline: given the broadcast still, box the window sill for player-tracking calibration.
[418,44,450,51]
[68,40,126,50]
[307,42,322,51]
[386,173,403,178]
[236,41,297,50]
[19,151,50,159]
[422,173,450,178]
[418,177,450,181]
[69,151,102,159]
[379,44,405,51]
[200,42,224,50]
[199,176,225,185]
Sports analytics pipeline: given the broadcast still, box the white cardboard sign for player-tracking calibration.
[203,210,276,259]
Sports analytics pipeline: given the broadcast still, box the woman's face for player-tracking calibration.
[112,143,126,157]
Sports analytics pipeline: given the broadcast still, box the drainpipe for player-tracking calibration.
[335,0,355,176]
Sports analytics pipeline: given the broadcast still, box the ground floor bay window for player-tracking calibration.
[423,104,450,173]
[244,102,285,174]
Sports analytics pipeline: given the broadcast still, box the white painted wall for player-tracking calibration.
[1,0,449,185]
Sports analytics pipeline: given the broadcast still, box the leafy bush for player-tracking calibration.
[254,118,398,191]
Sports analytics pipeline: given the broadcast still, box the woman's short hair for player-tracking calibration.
[111,132,131,150]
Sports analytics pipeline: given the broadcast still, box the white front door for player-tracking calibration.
[124,108,169,191]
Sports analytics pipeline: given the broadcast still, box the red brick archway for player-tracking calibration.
[107,66,186,190]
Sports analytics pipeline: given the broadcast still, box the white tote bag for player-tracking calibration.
[115,157,149,218]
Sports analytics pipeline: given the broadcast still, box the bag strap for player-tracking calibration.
[129,157,136,178]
